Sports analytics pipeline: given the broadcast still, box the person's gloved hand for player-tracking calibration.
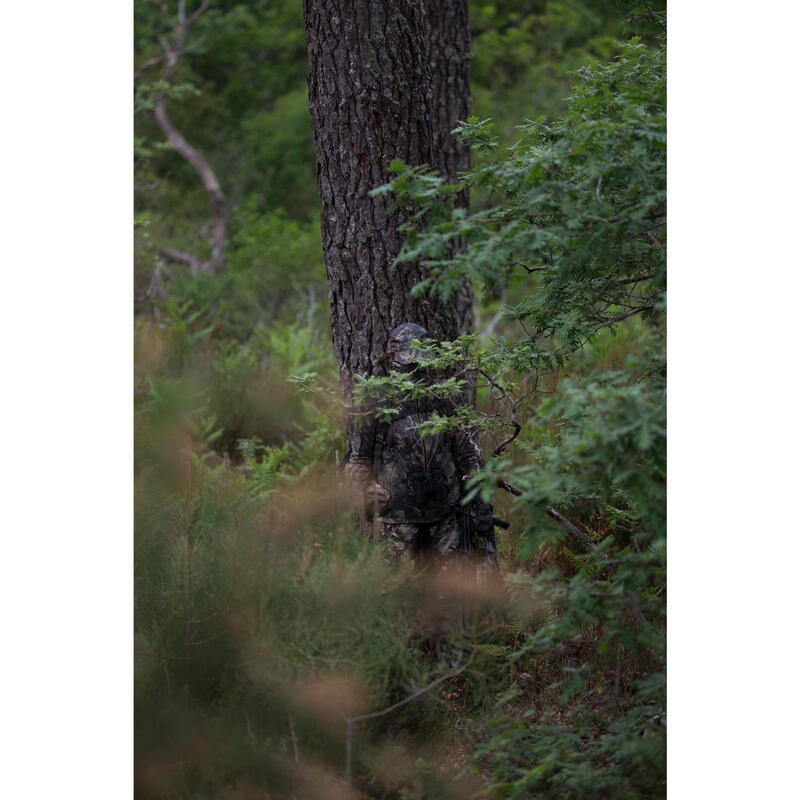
[365,482,390,513]
[473,498,495,537]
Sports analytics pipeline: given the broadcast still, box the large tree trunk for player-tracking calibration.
[424,0,474,334]
[425,0,471,211]
[303,0,461,398]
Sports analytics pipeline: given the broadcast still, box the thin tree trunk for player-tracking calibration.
[154,97,226,272]
[149,0,225,273]
[424,0,474,334]
[303,0,460,397]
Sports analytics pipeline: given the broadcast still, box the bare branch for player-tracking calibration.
[479,367,539,458]
[347,650,474,725]
[513,259,548,274]
[497,477,522,496]
[618,272,656,285]
[492,421,521,457]
[158,34,174,65]
[480,307,505,340]
[288,714,300,766]
[645,229,663,248]
[160,246,206,271]
[596,305,655,325]
[547,507,607,555]
[133,54,165,83]
[149,0,224,273]
[479,369,522,457]
[186,0,210,28]
[340,649,475,782]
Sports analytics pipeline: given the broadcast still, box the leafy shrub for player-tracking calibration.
[135,440,451,797]
[134,4,668,797]
[375,27,666,799]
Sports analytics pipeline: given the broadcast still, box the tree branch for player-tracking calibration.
[478,367,537,457]
[288,714,300,766]
[340,649,475,780]
[595,304,655,326]
[645,229,663,248]
[480,306,506,340]
[347,653,473,724]
[497,477,522,496]
[150,0,224,273]
[546,506,607,555]
[133,54,165,83]
[186,0,210,29]
[513,259,548,274]
[618,272,656,285]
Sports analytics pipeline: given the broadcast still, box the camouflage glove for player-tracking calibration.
[473,498,495,538]
[346,459,374,508]
[365,482,390,514]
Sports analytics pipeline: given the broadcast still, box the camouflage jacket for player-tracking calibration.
[347,391,482,524]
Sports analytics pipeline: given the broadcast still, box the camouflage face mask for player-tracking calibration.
[387,322,429,367]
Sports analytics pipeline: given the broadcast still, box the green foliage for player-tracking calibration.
[134,2,667,796]
[135,446,426,794]
[475,39,664,800]
[240,90,320,215]
[372,27,666,798]
[471,0,620,133]
[149,207,324,343]
[381,37,665,366]
[475,676,665,799]
[135,309,339,466]
[511,371,665,539]
[472,373,666,797]
[134,0,659,317]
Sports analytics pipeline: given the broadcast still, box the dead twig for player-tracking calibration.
[288,714,300,766]
[497,477,522,496]
[149,0,224,273]
[645,229,663,248]
[340,649,475,781]
[546,506,601,553]
[513,259,549,274]
[133,54,165,83]
[478,368,533,457]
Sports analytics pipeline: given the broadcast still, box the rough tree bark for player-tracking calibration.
[423,0,474,334]
[425,0,471,205]
[302,0,462,399]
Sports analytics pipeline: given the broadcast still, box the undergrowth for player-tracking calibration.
[135,15,666,798]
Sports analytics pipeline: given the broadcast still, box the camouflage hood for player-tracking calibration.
[387,322,429,366]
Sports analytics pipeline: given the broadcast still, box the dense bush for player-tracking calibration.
[375,26,665,798]
[135,430,461,797]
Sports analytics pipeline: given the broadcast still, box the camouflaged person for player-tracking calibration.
[346,322,498,571]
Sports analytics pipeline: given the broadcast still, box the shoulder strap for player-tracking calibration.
[337,444,352,472]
